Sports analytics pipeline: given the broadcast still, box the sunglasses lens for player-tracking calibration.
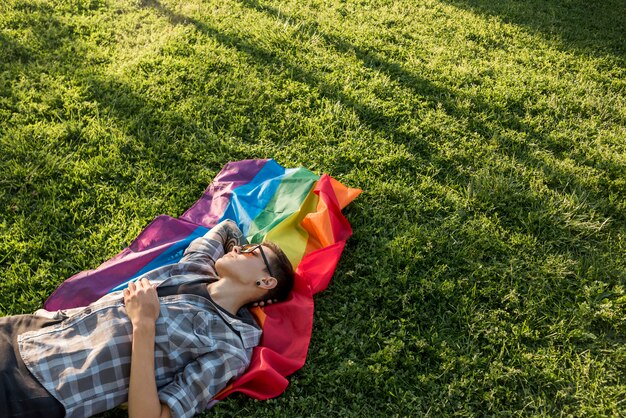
[241,244,258,253]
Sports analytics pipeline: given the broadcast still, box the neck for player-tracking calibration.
[207,279,255,316]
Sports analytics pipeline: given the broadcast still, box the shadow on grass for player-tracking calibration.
[138,0,441,166]
[0,0,249,192]
[443,0,626,64]
[232,0,625,225]
[0,32,33,66]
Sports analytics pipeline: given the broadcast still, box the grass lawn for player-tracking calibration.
[1,0,625,416]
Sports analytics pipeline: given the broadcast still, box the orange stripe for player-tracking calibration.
[250,306,267,328]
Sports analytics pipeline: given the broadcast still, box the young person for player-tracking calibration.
[0,220,295,418]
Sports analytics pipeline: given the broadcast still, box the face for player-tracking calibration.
[215,244,277,285]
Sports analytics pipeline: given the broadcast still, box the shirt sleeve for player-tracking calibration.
[178,220,245,266]
[157,348,249,418]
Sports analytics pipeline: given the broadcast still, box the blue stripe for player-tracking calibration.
[218,159,287,237]
[108,226,208,292]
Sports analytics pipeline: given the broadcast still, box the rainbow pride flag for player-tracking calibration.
[44,159,361,403]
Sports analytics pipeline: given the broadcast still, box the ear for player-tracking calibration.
[258,276,277,290]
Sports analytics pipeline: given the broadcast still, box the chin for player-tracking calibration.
[214,258,224,276]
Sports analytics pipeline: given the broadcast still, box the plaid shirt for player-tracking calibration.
[18,220,262,418]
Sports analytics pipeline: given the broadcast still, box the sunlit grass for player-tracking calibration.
[1,0,624,415]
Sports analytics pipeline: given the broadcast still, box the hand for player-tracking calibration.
[124,278,160,327]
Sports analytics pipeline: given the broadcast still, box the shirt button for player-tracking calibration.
[84,308,91,314]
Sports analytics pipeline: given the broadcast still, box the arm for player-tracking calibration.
[179,220,245,265]
[124,278,172,418]
[204,219,245,253]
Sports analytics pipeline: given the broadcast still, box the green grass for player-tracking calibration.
[1,0,625,416]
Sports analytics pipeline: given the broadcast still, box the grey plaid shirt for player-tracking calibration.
[18,220,262,418]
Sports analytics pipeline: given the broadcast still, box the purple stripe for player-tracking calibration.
[44,216,199,310]
[180,159,269,227]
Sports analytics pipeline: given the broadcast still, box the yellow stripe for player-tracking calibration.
[263,186,319,267]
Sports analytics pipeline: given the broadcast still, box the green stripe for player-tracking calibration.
[247,167,319,243]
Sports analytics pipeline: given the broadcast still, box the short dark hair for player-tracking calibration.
[261,241,294,302]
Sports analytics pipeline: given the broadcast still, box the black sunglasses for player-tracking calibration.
[240,244,274,277]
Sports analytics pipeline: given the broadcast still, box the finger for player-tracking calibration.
[128,281,136,291]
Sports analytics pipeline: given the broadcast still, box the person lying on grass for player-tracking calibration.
[0,219,294,418]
